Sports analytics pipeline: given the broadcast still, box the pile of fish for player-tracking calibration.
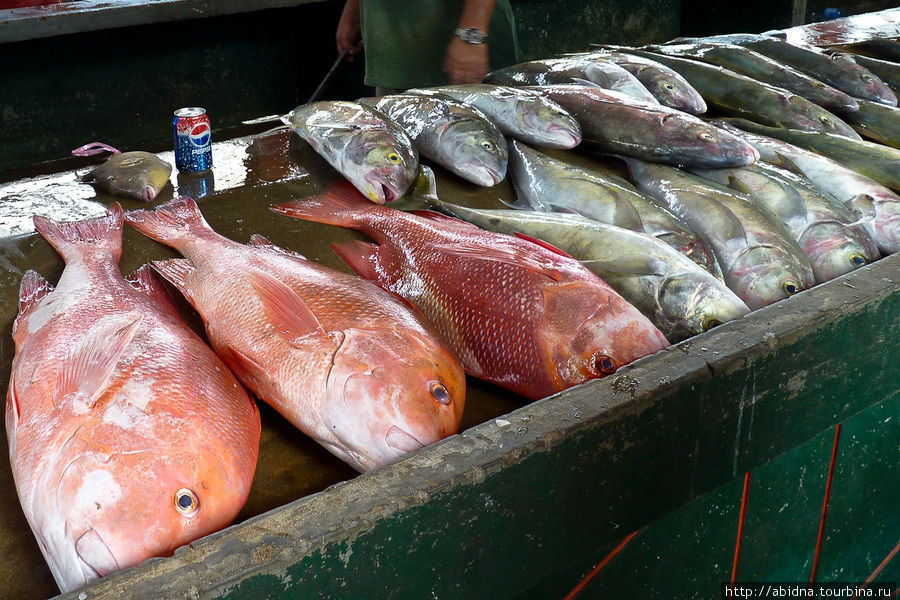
[8,21,900,595]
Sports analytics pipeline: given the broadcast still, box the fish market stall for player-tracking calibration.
[1,6,898,600]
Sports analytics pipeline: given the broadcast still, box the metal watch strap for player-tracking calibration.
[454,27,488,44]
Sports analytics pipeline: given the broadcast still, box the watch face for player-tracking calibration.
[456,28,486,44]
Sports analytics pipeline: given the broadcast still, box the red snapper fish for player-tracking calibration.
[124,198,465,472]
[6,206,261,593]
[272,182,670,401]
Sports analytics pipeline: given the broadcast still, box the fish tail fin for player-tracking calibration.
[12,270,55,344]
[124,197,212,249]
[271,180,377,229]
[33,203,124,264]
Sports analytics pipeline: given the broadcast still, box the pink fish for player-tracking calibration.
[6,206,260,593]
[124,197,465,472]
[273,182,670,401]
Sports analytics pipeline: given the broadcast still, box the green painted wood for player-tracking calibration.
[515,399,898,599]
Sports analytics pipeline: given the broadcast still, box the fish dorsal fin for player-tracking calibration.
[17,270,54,319]
[438,239,561,281]
[727,176,755,196]
[410,209,483,231]
[246,270,325,343]
[56,314,143,410]
[150,259,197,305]
[331,240,385,283]
[771,152,805,176]
[125,264,181,321]
[514,232,574,258]
[248,234,308,260]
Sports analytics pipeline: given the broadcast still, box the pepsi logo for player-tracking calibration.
[189,123,210,148]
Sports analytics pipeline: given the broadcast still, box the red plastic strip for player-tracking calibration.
[851,538,900,600]
[810,424,842,584]
[562,529,641,600]
[731,471,752,585]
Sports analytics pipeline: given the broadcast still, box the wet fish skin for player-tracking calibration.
[483,57,659,104]
[7,206,260,593]
[642,42,859,113]
[838,98,900,149]
[82,151,172,202]
[360,93,507,187]
[273,181,670,401]
[620,48,862,140]
[124,198,465,472]
[828,53,900,92]
[527,84,759,168]
[574,49,708,115]
[406,84,582,149]
[713,120,900,255]
[413,200,749,342]
[690,161,880,283]
[506,139,723,280]
[282,101,418,203]
[720,117,900,191]
[623,158,816,310]
[695,33,898,106]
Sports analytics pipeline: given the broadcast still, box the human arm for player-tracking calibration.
[443,0,496,84]
[336,0,364,59]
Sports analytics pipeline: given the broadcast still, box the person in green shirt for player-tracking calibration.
[336,0,518,95]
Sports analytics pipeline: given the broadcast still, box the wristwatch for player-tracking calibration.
[454,27,488,44]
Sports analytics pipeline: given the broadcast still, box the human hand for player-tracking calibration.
[443,37,490,84]
[336,0,364,59]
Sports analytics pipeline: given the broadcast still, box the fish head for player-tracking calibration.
[522,98,582,148]
[322,327,465,471]
[349,130,418,203]
[799,222,879,282]
[669,123,759,168]
[830,53,898,106]
[44,433,252,592]
[441,120,508,186]
[538,281,669,394]
[94,152,173,202]
[780,95,860,139]
[644,71,707,116]
[727,245,812,310]
[656,272,750,341]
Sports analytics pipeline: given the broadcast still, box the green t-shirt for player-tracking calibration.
[360,0,518,90]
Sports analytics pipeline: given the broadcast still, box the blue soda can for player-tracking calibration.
[173,107,213,173]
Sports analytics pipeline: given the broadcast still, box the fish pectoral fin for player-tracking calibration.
[15,269,54,324]
[151,258,197,305]
[440,241,562,281]
[75,528,120,578]
[772,152,806,176]
[409,210,482,231]
[246,270,325,341]
[7,370,20,430]
[331,240,384,282]
[727,176,755,195]
[247,234,308,260]
[125,264,182,322]
[216,344,268,390]
[56,314,143,410]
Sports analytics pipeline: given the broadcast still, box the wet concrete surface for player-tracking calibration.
[0,128,525,599]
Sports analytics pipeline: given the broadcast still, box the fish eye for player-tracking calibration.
[849,253,865,266]
[481,141,495,151]
[593,354,617,376]
[818,115,833,125]
[663,83,675,91]
[861,74,873,82]
[387,152,401,163]
[702,317,723,332]
[174,488,199,518]
[782,281,800,296]
[428,380,451,405]
[698,132,715,142]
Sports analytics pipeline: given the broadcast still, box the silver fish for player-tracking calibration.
[360,93,507,187]
[623,158,816,310]
[691,161,880,283]
[282,100,418,203]
[406,84,582,149]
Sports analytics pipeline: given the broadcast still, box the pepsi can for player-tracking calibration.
[173,107,212,173]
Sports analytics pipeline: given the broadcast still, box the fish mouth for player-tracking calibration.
[466,164,504,187]
[385,425,425,454]
[364,173,401,204]
[142,186,156,203]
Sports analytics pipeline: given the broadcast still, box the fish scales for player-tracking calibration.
[273,182,669,401]
[125,198,464,472]
[7,206,260,593]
